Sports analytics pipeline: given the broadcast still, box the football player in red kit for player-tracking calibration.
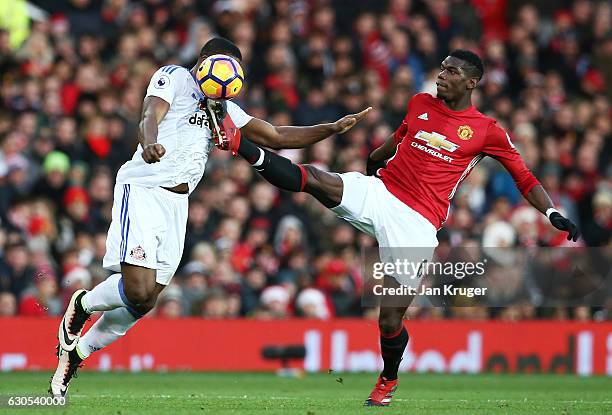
[216,49,579,406]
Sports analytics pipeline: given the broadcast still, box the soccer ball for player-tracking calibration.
[196,54,244,100]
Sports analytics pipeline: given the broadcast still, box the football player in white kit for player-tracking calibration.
[50,37,370,396]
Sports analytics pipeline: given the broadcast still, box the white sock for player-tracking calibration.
[76,308,138,359]
[81,273,128,313]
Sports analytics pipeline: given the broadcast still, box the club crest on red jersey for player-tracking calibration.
[457,125,474,141]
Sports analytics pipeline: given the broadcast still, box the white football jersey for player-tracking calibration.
[116,65,252,193]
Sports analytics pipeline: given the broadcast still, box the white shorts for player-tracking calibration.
[331,172,438,286]
[103,184,188,285]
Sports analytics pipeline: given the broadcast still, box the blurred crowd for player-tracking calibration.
[0,0,610,321]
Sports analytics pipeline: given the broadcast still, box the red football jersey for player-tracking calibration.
[378,93,540,229]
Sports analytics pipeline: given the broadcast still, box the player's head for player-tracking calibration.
[199,37,242,62]
[436,49,484,101]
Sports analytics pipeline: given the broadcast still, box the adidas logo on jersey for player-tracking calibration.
[189,113,210,129]
[418,113,429,120]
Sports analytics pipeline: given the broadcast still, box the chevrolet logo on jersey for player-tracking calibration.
[411,130,459,163]
[415,130,459,152]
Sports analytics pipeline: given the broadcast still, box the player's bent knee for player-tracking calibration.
[379,321,403,336]
[301,164,326,190]
[121,264,158,306]
[133,286,163,315]
[124,288,149,306]
[123,282,154,306]
[301,164,343,207]
[378,311,404,335]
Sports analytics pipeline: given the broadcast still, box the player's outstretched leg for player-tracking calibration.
[58,273,129,351]
[58,266,160,350]
[52,266,162,396]
[365,277,411,407]
[237,138,412,406]
[49,307,142,396]
[237,138,343,208]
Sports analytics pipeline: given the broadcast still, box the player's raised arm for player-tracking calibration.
[365,106,412,176]
[483,123,579,241]
[139,65,184,163]
[240,107,372,149]
[139,96,169,163]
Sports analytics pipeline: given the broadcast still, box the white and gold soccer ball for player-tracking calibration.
[195,54,244,100]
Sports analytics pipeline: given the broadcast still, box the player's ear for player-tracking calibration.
[466,77,478,91]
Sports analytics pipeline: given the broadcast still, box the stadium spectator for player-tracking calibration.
[157,296,183,319]
[201,288,232,319]
[179,261,209,316]
[295,287,331,319]
[582,189,612,246]
[0,291,17,316]
[31,151,70,209]
[1,240,35,300]
[257,285,291,319]
[61,266,92,307]
[316,259,360,317]
[19,272,61,316]
[156,284,184,319]
[240,266,267,316]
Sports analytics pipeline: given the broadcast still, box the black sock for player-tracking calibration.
[238,138,305,192]
[237,138,262,164]
[380,326,408,381]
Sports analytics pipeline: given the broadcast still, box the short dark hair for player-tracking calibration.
[200,37,242,60]
[449,49,484,80]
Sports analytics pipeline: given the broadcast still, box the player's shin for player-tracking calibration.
[82,273,136,313]
[59,274,144,351]
[380,325,409,381]
[76,308,140,359]
[238,138,306,192]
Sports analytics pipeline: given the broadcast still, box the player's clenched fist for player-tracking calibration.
[142,143,166,163]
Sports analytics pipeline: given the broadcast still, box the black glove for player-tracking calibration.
[366,151,386,177]
[549,211,580,242]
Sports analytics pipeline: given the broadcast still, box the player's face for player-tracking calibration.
[436,57,474,100]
